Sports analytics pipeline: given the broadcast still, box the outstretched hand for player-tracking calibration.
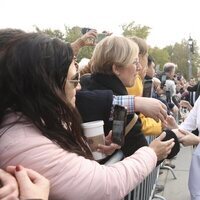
[97,131,121,155]
[149,132,175,161]
[81,29,97,46]
[163,115,179,129]
[178,129,200,146]
[135,97,168,123]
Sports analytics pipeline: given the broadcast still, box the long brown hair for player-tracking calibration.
[0,32,93,159]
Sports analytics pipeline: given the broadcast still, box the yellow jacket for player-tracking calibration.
[126,75,162,136]
[126,75,143,97]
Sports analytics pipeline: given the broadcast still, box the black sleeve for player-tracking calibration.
[76,90,113,124]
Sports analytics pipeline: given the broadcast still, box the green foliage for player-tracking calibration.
[34,24,200,80]
[121,21,151,39]
[64,26,81,43]
[150,39,200,80]
[34,26,65,40]
[35,25,94,61]
[149,47,170,71]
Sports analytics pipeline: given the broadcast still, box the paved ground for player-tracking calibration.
[153,146,193,200]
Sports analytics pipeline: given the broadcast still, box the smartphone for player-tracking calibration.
[172,95,180,108]
[81,27,92,35]
[143,79,153,97]
[161,74,166,88]
[166,90,171,103]
[112,105,127,146]
[95,33,106,43]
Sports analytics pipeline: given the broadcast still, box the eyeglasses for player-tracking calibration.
[68,72,80,88]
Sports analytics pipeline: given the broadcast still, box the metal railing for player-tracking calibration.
[124,164,161,200]
[105,136,167,200]
[124,136,166,200]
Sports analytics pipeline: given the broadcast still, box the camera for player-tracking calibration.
[166,90,171,103]
[81,27,106,43]
[81,27,92,35]
[112,105,127,146]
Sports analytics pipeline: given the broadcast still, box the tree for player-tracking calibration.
[35,25,94,61]
[121,21,151,39]
[164,39,200,80]
[34,26,65,40]
[149,47,170,71]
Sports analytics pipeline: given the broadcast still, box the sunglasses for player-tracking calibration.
[68,72,80,88]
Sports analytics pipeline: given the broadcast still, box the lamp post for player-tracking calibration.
[188,36,193,79]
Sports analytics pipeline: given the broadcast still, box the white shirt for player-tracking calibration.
[165,79,176,97]
[179,97,200,200]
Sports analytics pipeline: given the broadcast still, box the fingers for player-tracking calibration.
[159,107,168,122]
[163,138,175,146]
[152,102,167,123]
[165,142,174,156]
[84,29,97,37]
[162,121,168,128]
[161,140,175,159]
[97,143,121,155]
[0,185,18,199]
[14,165,33,187]
[6,166,16,175]
[178,128,189,135]
[105,131,112,143]
[0,169,18,199]
[7,165,46,185]
[156,132,166,141]
[178,137,184,144]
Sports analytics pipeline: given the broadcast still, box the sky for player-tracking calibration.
[1,0,200,48]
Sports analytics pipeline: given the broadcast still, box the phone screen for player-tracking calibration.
[172,95,180,107]
[143,80,153,97]
[81,28,92,35]
[112,105,127,146]
[166,90,171,103]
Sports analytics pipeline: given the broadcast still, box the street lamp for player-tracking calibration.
[188,36,194,79]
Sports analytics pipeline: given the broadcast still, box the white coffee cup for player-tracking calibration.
[82,120,106,160]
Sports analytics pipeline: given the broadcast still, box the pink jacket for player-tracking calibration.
[0,113,157,200]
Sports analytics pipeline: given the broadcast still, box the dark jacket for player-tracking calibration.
[79,73,148,157]
[76,90,113,127]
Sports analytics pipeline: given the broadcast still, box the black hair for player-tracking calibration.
[147,55,155,67]
[0,28,25,49]
[0,32,92,159]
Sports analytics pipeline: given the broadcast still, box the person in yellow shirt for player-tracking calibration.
[127,37,162,136]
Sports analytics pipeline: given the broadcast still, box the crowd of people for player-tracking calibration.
[0,28,200,200]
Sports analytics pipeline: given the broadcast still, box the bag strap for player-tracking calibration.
[125,114,138,136]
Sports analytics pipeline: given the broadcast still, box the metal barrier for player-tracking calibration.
[105,136,167,200]
[124,165,160,200]
[124,136,166,200]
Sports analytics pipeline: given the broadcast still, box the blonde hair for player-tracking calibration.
[129,36,148,56]
[91,35,139,74]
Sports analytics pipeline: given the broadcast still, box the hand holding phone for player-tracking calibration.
[81,27,92,35]
[112,105,127,146]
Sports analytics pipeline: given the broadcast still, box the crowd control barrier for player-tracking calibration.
[105,136,167,200]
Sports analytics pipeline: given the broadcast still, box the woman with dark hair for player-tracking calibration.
[0,32,174,200]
